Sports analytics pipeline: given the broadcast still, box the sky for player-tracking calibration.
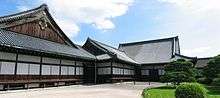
[0,0,220,58]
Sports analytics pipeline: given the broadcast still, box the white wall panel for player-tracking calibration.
[68,67,75,75]
[61,60,75,65]
[158,69,165,75]
[0,52,16,60]
[75,67,80,75]
[113,68,118,75]
[112,62,123,67]
[42,57,60,64]
[76,62,83,66]
[97,62,111,67]
[17,63,29,75]
[120,69,123,74]
[29,64,40,75]
[61,66,68,75]
[124,69,128,75]
[79,67,83,75]
[0,62,15,75]
[42,65,51,75]
[18,55,40,62]
[51,66,59,75]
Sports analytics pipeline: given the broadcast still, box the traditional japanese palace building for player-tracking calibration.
[0,4,211,90]
[0,4,96,90]
[83,38,138,83]
[119,36,197,81]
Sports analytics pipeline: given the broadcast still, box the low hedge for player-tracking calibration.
[175,83,206,98]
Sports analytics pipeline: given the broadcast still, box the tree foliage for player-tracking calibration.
[203,55,220,83]
[175,83,206,98]
[161,59,196,85]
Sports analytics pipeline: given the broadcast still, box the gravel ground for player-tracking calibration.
[0,82,165,98]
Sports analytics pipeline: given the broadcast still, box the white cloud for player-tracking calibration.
[154,0,220,57]
[17,0,134,37]
[182,46,211,57]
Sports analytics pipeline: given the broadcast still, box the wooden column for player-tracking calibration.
[39,56,42,76]
[110,60,113,83]
[14,52,18,75]
[94,60,97,84]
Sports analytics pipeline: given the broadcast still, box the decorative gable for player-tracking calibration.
[0,4,77,48]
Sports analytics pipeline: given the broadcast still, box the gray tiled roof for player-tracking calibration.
[195,58,212,68]
[119,37,180,64]
[0,29,96,60]
[87,38,139,64]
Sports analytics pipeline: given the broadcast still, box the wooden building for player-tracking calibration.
[0,4,96,90]
[0,4,212,90]
[119,36,196,81]
[83,38,139,83]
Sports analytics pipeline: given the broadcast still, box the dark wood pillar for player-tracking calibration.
[110,60,113,83]
[94,60,97,84]
[14,52,18,75]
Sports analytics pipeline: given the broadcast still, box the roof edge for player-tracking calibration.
[0,4,48,20]
[174,53,197,59]
[119,36,179,47]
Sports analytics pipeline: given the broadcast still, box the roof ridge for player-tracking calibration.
[88,38,125,52]
[119,36,178,46]
[0,4,47,21]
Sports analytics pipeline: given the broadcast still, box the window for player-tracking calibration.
[17,63,29,75]
[0,62,15,75]
[141,69,149,75]
[51,65,59,75]
[42,65,51,75]
[29,64,40,75]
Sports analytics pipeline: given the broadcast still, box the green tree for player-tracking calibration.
[161,59,196,85]
[203,55,220,84]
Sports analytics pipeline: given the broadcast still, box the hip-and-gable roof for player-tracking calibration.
[0,4,77,48]
[83,38,139,64]
[119,36,181,64]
